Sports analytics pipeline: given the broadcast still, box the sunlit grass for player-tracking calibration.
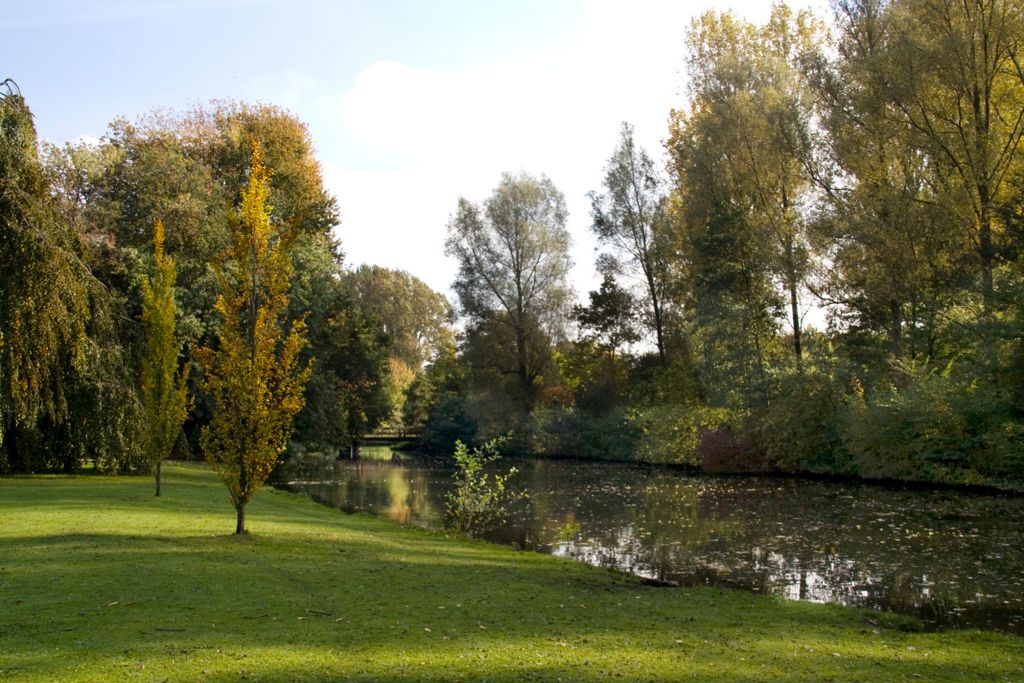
[0,463,1020,681]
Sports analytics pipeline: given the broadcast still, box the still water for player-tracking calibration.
[277,448,1024,633]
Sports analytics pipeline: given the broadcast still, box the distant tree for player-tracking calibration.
[590,122,674,362]
[347,265,454,370]
[288,235,392,453]
[574,274,640,358]
[446,172,572,413]
[140,219,189,496]
[197,147,310,534]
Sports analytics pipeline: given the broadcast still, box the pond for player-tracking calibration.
[276,447,1024,634]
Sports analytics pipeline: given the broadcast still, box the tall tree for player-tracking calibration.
[140,219,189,496]
[198,147,310,534]
[48,102,346,456]
[0,83,92,467]
[590,122,674,362]
[804,0,961,362]
[881,0,1024,319]
[445,172,572,412]
[668,6,826,366]
[287,234,392,453]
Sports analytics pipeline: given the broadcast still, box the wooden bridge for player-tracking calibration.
[362,428,421,444]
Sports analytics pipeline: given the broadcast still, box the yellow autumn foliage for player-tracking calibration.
[197,144,311,533]
[140,219,190,495]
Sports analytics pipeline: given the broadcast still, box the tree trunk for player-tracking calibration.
[645,269,666,365]
[789,278,802,365]
[515,328,531,412]
[235,501,246,535]
[154,459,162,497]
[978,203,995,319]
[889,300,904,360]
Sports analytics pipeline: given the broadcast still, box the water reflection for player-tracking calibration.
[276,452,1024,633]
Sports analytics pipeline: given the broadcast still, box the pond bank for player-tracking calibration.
[4,463,1014,681]
[278,452,1024,634]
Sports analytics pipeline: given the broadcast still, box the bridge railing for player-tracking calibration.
[363,428,422,441]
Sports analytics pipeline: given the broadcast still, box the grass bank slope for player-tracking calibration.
[0,463,1020,682]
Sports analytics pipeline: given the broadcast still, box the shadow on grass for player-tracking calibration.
[1,465,1022,682]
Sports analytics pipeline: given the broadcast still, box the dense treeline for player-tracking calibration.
[0,94,414,473]
[3,0,1024,490]
[412,0,1024,489]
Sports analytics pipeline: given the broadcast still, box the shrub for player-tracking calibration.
[445,439,527,534]
[531,407,640,461]
[757,364,850,474]
[630,404,745,466]
[841,362,976,483]
[697,424,773,473]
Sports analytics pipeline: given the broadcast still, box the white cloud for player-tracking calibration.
[317,0,832,303]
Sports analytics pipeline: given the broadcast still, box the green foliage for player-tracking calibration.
[630,404,743,467]
[347,265,454,370]
[589,122,674,361]
[140,219,189,492]
[838,361,1010,485]
[757,357,851,474]
[198,147,311,533]
[532,407,640,461]
[286,235,392,453]
[0,91,91,450]
[446,438,526,534]
[447,173,572,413]
[573,274,640,356]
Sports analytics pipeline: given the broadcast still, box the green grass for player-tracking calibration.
[0,463,1021,682]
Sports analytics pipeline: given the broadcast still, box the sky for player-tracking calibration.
[2,0,831,303]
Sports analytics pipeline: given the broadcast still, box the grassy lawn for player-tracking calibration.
[0,463,1021,682]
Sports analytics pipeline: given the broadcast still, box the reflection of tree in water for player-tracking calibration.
[278,455,1024,632]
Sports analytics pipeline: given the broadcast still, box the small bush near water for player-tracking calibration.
[445,438,527,534]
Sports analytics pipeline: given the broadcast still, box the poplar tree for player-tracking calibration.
[140,219,189,496]
[198,146,310,534]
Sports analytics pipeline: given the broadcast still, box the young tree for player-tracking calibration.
[140,219,189,496]
[574,273,640,359]
[445,172,572,412]
[198,146,310,534]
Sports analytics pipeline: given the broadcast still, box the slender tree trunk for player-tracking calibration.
[155,459,162,497]
[782,208,802,364]
[236,452,248,534]
[789,278,802,365]
[889,300,904,360]
[978,203,995,319]
[515,328,531,412]
[645,268,667,365]
[235,501,246,535]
